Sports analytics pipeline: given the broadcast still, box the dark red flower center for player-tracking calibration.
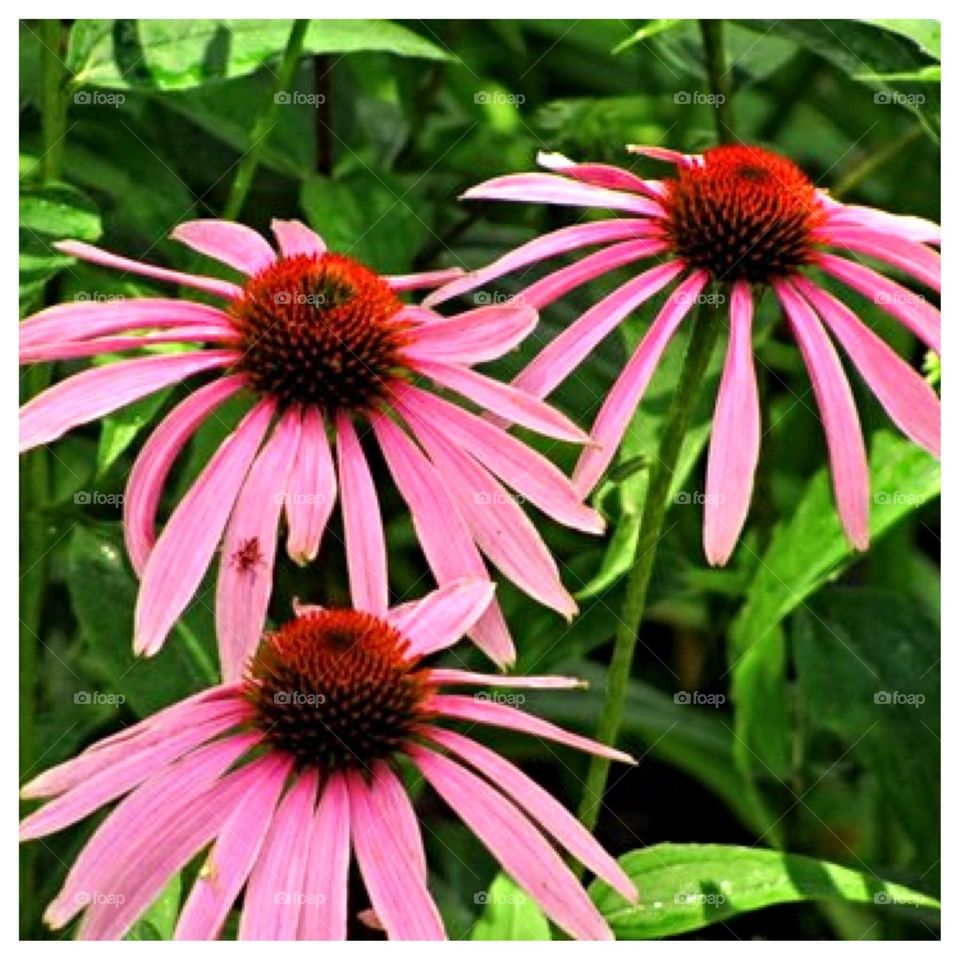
[663,145,827,283]
[246,609,432,771]
[229,253,412,413]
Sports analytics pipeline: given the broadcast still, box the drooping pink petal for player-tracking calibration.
[347,768,445,940]
[371,413,515,665]
[240,769,318,940]
[19,350,235,452]
[385,266,465,291]
[19,297,234,348]
[271,218,326,258]
[368,764,427,878]
[816,252,940,353]
[415,359,589,443]
[298,773,350,940]
[537,150,667,199]
[429,669,583,689]
[401,411,576,619]
[403,302,538,365]
[284,406,337,564]
[175,753,293,940]
[171,220,276,276]
[395,384,604,534]
[425,728,635,901]
[385,577,495,659]
[19,325,240,362]
[134,400,275,657]
[819,226,941,291]
[703,280,760,566]
[573,270,709,495]
[792,277,940,458]
[821,200,941,245]
[124,374,248,576]
[511,260,686,402]
[424,219,660,308]
[626,143,700,168]
[776,280,870,550]
[336,413,388,615]
[216,409,301,682]
[429,694,635,764]
[53,240,243,301]
[516,238,670,311]
[409,745,613,940]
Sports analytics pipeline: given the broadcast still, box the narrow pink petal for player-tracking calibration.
[703,280,760,566]
[298,773,350,940]
[573,270,708,495]
[171,220,276,276]
[19,325,239,362]
[371,413,515,665]
[385,577,495,659]
[395,384,604,534]
[423,219,659,308]
[284,406,336,565]
[511,260,686,402]
[347,769,445,940]
[516,238,669,311]
[240,770,318,940]
[409,746,613,940]
[401,412,576,618]
[819,226,940,291]
[45,731,259,931]
[336,414,388,614]
[816,252,940,352]
[53,239,243,300]
[19,350,235,452]
[429,694,636,764]
[460,171,663,217]
[793,277,940,458]
[19,297,233,348]
[368,764,427,879]
[537,150,666,199]
[134,400,275,657]
[175,753,293,940]
[776,280,870,550]
[403,303,537,365]
[386,266,465,291]
[124,374,248,576]
[216,409,301,682]
[626,144,699,167]
[425,728,635,901]
[271,218,325,258]
[822,200,941,245]
[415,359,589,443]
[429,669,583,689]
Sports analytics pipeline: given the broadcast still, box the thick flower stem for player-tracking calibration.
[222,19,310,221]
[699,20,735,144]
[577,305,721,834]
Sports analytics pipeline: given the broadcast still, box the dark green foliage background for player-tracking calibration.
[19,19,939,940]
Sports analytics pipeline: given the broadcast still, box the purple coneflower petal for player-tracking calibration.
[347,768,445,940]
[284,406,337,565]
[403,302,538,364]
[820,226,940,292]
[537,150,667,199]
[792,277,940,458]
[369,764,427,878]
[135,400,275,657]
[703,280,760,566]
[409,745,613,940]
[626,143,700,167]
[386,266,465,291]
[821,201,941,245]
[19,350,235,452]
[573,270,709,496]
[270,218,326,258]
[216,409,301,682]
[19,325,239,363]
[171,220,277,276]
[429,669,582,688]
[776,280,870,550]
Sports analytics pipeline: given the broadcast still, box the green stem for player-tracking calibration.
[699,20,735,144]
[221,19,310,221]
[39,19,67,182]
[576,305,721,832]
[832,126,923,199]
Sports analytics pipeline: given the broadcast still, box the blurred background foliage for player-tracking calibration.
[20,18,939,940]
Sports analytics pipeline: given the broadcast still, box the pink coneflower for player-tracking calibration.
[428,145,941,564]
[20,578,635,941]
[19,220,603,675]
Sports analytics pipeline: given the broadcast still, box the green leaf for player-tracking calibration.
[471,873,551,940]
[591,843,940,939]
[68,19,449,92]
[611,19,683,55]
[866,20,940,59]
[125,873,181,939]
[793,588,940,870]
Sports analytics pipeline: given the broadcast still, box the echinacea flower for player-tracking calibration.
[428,145,941,564]
[20,220,604,676]
[20,577,635,941]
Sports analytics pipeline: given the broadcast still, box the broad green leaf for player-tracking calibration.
[68,19,449,92]
[866,20,940,59]
[471,873,551,940]
[591,843,940,939]
[125,873,181,940]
